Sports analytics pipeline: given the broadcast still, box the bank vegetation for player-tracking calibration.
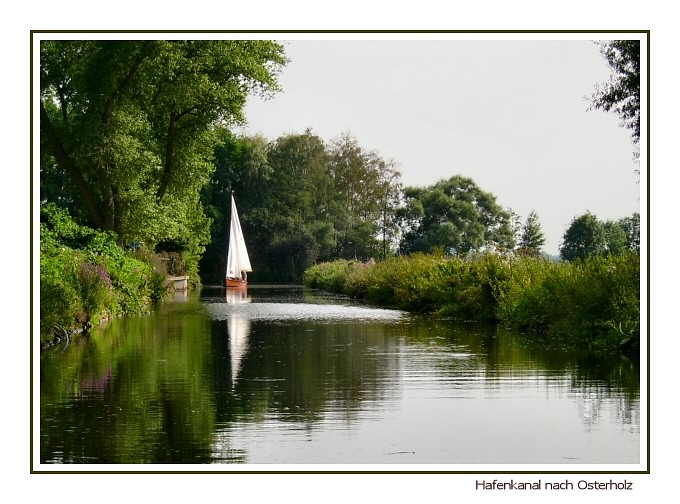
[304,252,640,355]
[39,204,168,346]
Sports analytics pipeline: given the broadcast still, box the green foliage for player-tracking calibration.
[590,40,641,146]
[305,251,640,354]
[40,203,167,344]
[517,210,546,255]
[496,253,640,351]
[618,212,640,251]
[307,252,507,318]
[327,133,402,260]
[559,212,606,261]
[346,253,447,312]
[439,253,512,321]
[303,259,355,293]
[200,130,403,283]
[560,211,640,261]
[603,220,628,256]
[200,129,530,284]
[398,175,515,256]
[40,40,287,259]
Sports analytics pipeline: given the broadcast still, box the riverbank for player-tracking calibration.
[39,203,168,347]
[304,252,640,355]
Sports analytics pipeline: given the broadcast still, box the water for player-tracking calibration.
[39,285,641,466]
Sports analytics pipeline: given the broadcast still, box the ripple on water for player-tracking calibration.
[204,302,405,323]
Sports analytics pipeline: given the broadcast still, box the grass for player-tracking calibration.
[304,251,640,354]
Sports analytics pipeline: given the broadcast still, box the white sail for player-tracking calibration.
[226,195,252,278]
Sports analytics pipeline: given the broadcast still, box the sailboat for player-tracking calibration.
[224,195,252,288]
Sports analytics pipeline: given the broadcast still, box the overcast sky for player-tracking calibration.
[238,36,643,255]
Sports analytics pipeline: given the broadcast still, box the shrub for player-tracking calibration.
[495,253,640,352]
[303,251,640,354]
[39,203,167,344]
[304,259,354,292]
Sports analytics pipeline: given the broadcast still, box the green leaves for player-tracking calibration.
[517,210,546,255]
[40,204,166,343]
[399,175,514,255]
[305,251,640,354]
[200,130,403,283]
[559,211,639,261]
[40,40,286,252]
[590,40,641,145]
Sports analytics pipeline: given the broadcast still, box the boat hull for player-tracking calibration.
[224,277,247,288]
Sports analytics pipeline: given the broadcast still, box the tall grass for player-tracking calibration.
[304,252,640,354]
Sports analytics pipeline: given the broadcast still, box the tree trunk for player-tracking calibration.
[157,111,178,201]
[40,101,106,230]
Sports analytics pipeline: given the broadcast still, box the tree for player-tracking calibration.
[508,209,523,246]
[327,132,402,260]
[40,40,287,252]
[560,212,640,261]
[589,40,640,152]
[398,175,515,255]
[199,131,273,283]
[261,130,335,279]
[375,159,403,260]
[560,212,607,261]
[618,212,640,251]
[603,220,628,256]
[517,210,546,255]
[201,128,405,282]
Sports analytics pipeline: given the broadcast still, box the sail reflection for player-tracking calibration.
[225,292,251,387]
[225,288,251,304]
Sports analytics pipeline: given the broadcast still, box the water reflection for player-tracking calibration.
[39,286,640,465]
[224,288,253,387]
[225,288,251,304]
[228,318,250,387]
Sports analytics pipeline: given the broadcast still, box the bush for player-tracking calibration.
[39,203,167,344]
[304,259,354,292]
[303,251,640,354]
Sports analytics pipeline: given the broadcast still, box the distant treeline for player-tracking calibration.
[199,129,402,283]
[199,128,639,283]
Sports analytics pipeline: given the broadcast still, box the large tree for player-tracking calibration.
[560,212,639,261]
[398,175,515,255]
[560,213,606,261]
[375,158,403,260]
[327,132,402,261]
[260,130,335,280]
[40,40,287,250]
[589,40,641,151]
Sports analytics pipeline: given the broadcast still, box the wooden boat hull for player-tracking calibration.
[224,277,247,288]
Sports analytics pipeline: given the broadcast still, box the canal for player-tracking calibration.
[39,285,640,465]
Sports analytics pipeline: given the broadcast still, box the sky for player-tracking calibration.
[238,36,643,255]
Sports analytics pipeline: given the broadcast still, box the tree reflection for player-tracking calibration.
[40,291,640,464]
